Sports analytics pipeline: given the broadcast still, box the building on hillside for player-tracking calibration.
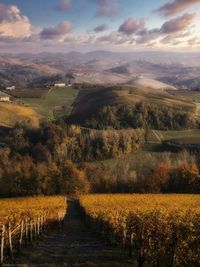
[6,85,15,91]
[54,83,66,87]
[67,80,72,87]
[0,91,10,102]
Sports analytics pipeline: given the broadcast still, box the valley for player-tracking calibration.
[1,52,200,267]
[1,0,200,265]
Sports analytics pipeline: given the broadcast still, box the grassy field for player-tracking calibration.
[0,102,40,127]
[20,87,78,120]
[157,129,200,140]
[154,129,200,146]
[168,90,200,116]
[168,90,200,102]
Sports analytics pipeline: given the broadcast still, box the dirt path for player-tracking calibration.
[9,200,133,267]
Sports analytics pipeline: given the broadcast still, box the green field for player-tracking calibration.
[20,87,78,120]
[169,90,200,102]
[157,129,200,140]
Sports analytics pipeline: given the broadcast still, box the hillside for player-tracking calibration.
[67,85,195,126]
[0,55,62,88]
[0,102,40,127]
[1,52,200,89]
[130,77,176,91]
[19,86,78,120]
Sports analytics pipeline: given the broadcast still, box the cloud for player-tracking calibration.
[95,0,119,18]
[97,13,196,47]
[54,0,70,12]
[0,3,32,37]
[98,31,118,43]
[65,34,95,45]
[161,13,197,33]
[40,21,72,40]
[187,37,200,46]
[136,30,160,44]
[118,17,146,35]
[94,24,109,32]
[134,13,196,45]
[156,0,200,17]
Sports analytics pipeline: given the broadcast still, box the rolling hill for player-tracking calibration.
[0,102,40,127]
[130,77,176,91]
[67,85,195,126]
[1,51,200,89]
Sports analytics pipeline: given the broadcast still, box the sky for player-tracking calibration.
[0,0,200,53]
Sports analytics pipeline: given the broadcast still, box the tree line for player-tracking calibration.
[82,102,198,130]
[0,119,200,197]
[0,122,144,197]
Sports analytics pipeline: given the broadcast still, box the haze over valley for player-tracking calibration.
[1,51,200,91]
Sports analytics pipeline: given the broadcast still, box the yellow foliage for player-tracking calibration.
[0,102,40,127]
[80,194,200,266]
[0,196,66,226]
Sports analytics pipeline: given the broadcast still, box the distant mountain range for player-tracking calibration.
[0,51,200,90]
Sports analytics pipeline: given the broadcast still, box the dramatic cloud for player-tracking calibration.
[94,24,109,32]
[161,13,197,33]
[118,17,145,35]
[54,0,70,12]
[95,0,119,18]
[40,21,72,40]
[156,0,200,17]
[134,13,197,45]
[0,3,32,37]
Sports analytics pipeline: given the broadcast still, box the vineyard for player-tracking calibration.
[0,196,66,264]
[80,194,200,267]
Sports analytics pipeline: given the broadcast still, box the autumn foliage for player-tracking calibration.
[80,194,200,267]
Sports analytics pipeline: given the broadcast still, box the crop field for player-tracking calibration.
[80,194,200,267]
[0,102,40,127]
[20,87,78,120]
[0,196,66,226]
[0,196,66,263]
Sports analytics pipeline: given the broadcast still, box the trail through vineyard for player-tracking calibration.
[9,200,132,267]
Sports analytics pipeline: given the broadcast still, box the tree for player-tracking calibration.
[168,162,200,193]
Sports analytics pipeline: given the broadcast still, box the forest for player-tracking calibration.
[0,120,200,197]
[81,102,198,130]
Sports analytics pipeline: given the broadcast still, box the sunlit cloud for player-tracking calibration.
[161,13,197,33]
[118,17,146,36]
[156,0,200,17]
[0,3,32,37]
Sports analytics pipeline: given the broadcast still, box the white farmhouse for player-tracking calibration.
[54,83,66,87]
[6,85,15,91]
[0,91,10,102]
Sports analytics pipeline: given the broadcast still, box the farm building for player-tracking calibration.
[6,85,15,91]
[0,91,10,102]
[54,83,66,87]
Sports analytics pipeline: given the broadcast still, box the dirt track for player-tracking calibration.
[7,200,133,267]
